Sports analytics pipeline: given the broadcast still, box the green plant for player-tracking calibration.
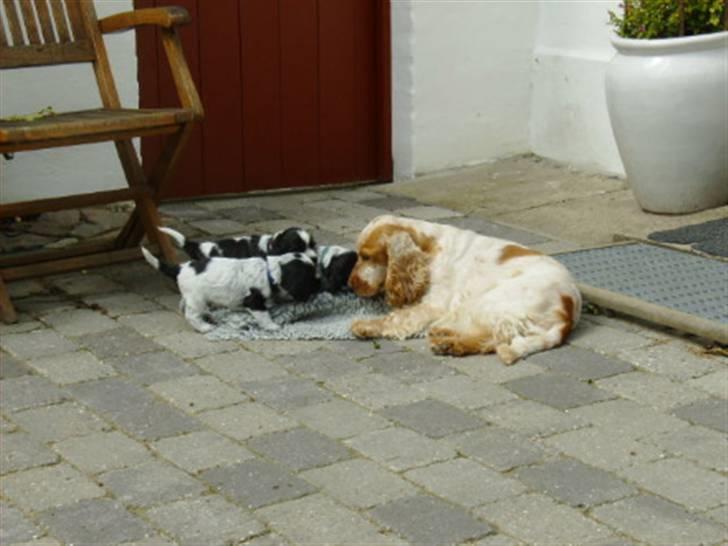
[609,0,728,39]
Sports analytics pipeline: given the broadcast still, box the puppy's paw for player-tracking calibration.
[352,318,383,339]
[496,344,520,365]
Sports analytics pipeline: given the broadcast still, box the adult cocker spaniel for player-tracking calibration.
[348,215,581,364]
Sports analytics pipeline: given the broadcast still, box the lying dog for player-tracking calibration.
[317,245,358,293]
[159,226,317,262]
[141,247,319,332]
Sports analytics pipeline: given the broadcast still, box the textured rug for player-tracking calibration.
[205,292,391,341]
[648,218,728,258]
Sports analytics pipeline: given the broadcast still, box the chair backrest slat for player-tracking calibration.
[50,0,72,42]
[64,0,87,41]
[33,0,57,43]
[0,13,7,46]
[2,0,25,45]
[19,0,41,44]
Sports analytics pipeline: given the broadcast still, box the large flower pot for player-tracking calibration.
[605,31,728,214]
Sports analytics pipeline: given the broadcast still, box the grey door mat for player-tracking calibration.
[205,292,390,341]
[555,243,727,343]
[648,218,728,258]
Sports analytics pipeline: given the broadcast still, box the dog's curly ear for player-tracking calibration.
[384,230,430,307]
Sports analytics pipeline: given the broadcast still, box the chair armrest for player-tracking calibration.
[99,7,190,34]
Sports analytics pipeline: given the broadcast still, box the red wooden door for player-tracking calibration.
[135,0,392,199]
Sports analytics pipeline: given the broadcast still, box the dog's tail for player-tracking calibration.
[141,246,180,280]
[158,226,201,259]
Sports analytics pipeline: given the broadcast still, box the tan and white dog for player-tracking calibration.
[348,215,581,364]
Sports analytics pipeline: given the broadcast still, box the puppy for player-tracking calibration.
[141,247,319,333]
[317,245,358,293]
[159,226,317,262]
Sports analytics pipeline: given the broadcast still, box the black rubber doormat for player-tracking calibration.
[555,243,727,343]
[648,218,728,258]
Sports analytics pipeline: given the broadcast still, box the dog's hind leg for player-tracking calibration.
[495,325,563,365]
[428,325,496,356]
[249,310,281,331]
[182,297,214,333]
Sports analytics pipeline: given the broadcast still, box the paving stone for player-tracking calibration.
[1,329,78,360]
[145,495,265,546]
[82,292,160,317]
[591,494,725,545]
[107,351,199,386]
[476,493,617,545]
[369,495,492,545]
[471,535,524,546]
[689,368,728,399]
[201,459,316,510]
[239,532,291,546]
[0,318,44,336]
[1,464,104,511]
[619,458,728,510]
[258,493,403,545]
[218,205,283,224]
[360,195,422,210]
[1,431,58,474]
[241,377,332,411]
[673,398,728,433]
[27,351,115,385]
[405,458,526,507]
[53,431,151,474]
[447,427,546,471]
[569,322,655,355]
[326,339,406,360]
[646,425,728,472]
[301,459,417,509]
[414,375,517,410]
[439,353,545,383]
[159,201,215,219]
[326,373,426,410]
[0,502,41,544]
[381,399,484,438]
[0,415,17,433]
[0,376,67,411]
[49,273,123,296]
[198,402,296,441]
[437,216,548,245]
[703,504,728,527]
[247,428,353,471]
[152,430,254,473]
[345,427,456,472]
[0,352,32,379]
[100,461,206,507]
[525,345,634,380]
[154,332,238,359]
[149,375,248,414]
[41,308,117,336]
[5,279,49,299]
[333,188,391,202]
[76,327,162,360]
[12,402,106,442]
[70,378,201,440]
[543,427,664,471]
[618,341,722,381]
[305,199,387,222]
[396,205,464,220]
[597,371,710,411]
[242,339,327,358]
[14,293,78,317]
[195,349,288,384]
[118,310,191,337]
[571,399,690,439]
[480,399,586,438]
[515,458,637,508]
[504,373,614,409]
[276,348,367,381]
[290,399,391,439]
[38,498,154,545]
[362,350,456,385]
[189,218,248,235]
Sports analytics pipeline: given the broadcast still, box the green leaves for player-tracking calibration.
[609,0,727,39]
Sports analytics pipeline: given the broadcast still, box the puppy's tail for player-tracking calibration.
[158,226,201,259]
[141,246,180,280]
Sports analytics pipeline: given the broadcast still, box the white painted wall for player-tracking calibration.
[0,0,136,204]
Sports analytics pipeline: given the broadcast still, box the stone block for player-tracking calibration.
[1,329,78,360]
[1,464,104,511]
[118,310,191,337]
[673,398,728,433]
[381,399,484,438]
[198,403,296,441]
[480,399,586,438]
[647,425,728,472]
[325,373,426,410]
[152,430,254,473]
[12,402,106,442]
[54,431,151,474]
[76,327,161,360]
[571,399,690,439]
[194,349,288,384]
[28,351,115,385]
[241,377,332,411]
[153,332,238,359]
[106,351,199,386]
[1,431,58,474]
[247,428,352,471]
[290,399,390,439]
[413,375,517,410]
[363,350,456,385]
[526,345,634,380]
[149,375,248,414]
[504,373,614,410]
[41,309,117,337]
[0,376,67,412]
[597,371,709,412]
[447,427,546,471]
[100,461,206,507]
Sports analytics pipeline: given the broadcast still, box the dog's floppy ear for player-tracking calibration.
[384,230,430,307]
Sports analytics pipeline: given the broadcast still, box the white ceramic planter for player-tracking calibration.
[605,31,728,214]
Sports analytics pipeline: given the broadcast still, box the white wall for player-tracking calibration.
[0,0,136,203]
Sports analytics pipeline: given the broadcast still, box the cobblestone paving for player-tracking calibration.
[1,186,726,545]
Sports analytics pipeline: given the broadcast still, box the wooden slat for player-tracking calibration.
[0,187,149,219]
[64,0,87,41]
[3,0,25,45]
[50,0,71,42]
[0,13,8,46]
[19,0,42,44]
[0,41,95,68]
[33,0,57,43]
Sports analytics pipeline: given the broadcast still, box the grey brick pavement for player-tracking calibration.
[1,187,726,545]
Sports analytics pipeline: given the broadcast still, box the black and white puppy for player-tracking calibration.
[141,247,319,332]
[317,245,358,293]
[159,226,317,262]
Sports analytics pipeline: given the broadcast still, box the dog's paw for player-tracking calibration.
[352,319,383,339]
[496,343,519,365]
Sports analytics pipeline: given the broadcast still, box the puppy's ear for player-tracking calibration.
[384,231,430,307]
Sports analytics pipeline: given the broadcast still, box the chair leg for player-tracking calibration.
[0,275,18,324]
[115,124,195,262]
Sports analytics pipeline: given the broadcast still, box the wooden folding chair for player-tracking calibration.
[0,0,203,323]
